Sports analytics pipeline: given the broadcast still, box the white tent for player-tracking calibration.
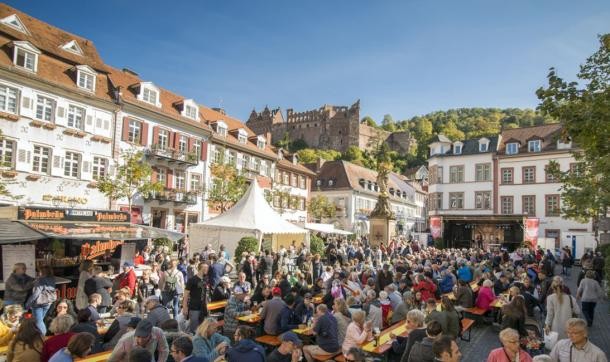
[304,222,353,235]
[189,180,308,255]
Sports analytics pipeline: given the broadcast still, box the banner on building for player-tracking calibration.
[430,217,442,239]
[525,217,540,249]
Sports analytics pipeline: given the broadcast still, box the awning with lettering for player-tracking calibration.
[19,221,184,242]
[0,220,46,244]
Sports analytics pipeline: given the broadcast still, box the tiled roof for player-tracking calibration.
[497,124,562,155]
[314,160,414,200]
[277,158,316,176]
[429,134,451,143]
[0,3,107,71]
[432,136,499,157]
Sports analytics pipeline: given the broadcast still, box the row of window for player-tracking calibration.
[210,146,271,177]
[152,167,202,191]
[429,163,581,185]
[506,139,542,155]
[429,192,560,216]
[0,138,109,179]
[271,194,307,211]
[276,170,308,189]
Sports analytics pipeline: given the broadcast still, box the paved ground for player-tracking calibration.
[459,266,609,361]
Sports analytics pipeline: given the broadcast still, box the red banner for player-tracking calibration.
[430,217,442,239]
[525,218,539,249]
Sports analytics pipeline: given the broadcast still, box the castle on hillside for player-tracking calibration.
[246,100,416,154]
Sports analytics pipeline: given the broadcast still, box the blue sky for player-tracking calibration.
[9,0,610,123]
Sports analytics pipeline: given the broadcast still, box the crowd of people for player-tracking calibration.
[0,237,607,362]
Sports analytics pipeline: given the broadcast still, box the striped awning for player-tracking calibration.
[0,220,46,243]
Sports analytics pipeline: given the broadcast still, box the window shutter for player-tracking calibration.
[57,106,65,118]
[22,96,32,109]
[188,137,194,152]
[18,149,26,162]
[151,167,158,183]
[200,141,208,161]
[83,161,90,173]
[107,164,115,176]
[122,117,130,142]
[104,120,110,130]
[152,126,160,146]
[140,122,149,146]
[53,155,61,168]
[166,169,173,188]
[86,115,93,126]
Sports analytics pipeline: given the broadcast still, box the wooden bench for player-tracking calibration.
[255,334,281,347]
[75,351,112,362]
[460,318,475,342]
[334,355,346,362]
[313,351,341,362]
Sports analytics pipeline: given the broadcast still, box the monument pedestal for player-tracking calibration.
[369,216,396,248]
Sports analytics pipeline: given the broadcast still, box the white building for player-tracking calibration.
[271,150,314,224]
[427,125,594,253]
[309,160,420,236]
[0,7,115,210]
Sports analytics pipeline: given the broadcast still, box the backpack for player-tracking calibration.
[164,271,178,293]
[36,286,57,305]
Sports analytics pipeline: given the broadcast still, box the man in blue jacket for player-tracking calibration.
[226,326,265,362]
[278,294,301,333]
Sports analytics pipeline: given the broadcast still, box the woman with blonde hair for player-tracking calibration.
[75,260,93,310]
[192,318,231,361]
[486,328,533,362]
[7,318,44,362]
[544,277,580,339]
[0,304,23,346]
[342,310,373,356]
[333,298,351,345]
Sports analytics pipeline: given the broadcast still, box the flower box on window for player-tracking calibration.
[91,135,111,143]
[26,174,41,181]
[1,170,17,178]
[0,112,19,122]
[87,181,98,188]
[63,129,86,138]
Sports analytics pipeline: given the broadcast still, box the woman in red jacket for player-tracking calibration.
[412,274,437,301]
[476,279,497,312]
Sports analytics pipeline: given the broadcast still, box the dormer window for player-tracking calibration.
[216,121,228,137]
[528,139,541,152]
[506,142,519,155]
[1,14,29,34]
[75,65,96,92]
[181,99,199,120]
[257,136,266,149]
[61,40,83,56]
[12,41,40,72]
[137,82,161,107]
[453,142,463,155]
[328,179,334,186]
[237,129,248,144]
[479,142,488,152]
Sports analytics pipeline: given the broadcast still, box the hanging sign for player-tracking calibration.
[80,240,124,259]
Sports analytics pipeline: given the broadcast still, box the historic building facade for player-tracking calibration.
[246,101,417,154]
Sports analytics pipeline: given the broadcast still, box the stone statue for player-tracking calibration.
[376,161,391,196]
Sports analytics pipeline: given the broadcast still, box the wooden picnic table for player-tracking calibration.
[312,294,324,305]
[0,344,7,355]
[75,351,112,362]
[238,312,262,324]
[361,321,410,355]
[208,300,228,311]
[97,317,115,335]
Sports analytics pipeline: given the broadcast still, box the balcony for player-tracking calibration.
[147,144,198,166]
[145,188,198,205]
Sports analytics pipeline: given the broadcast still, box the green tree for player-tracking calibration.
[235,236,259,262]
[381,114,397,132]
[537,34,610,244]
[309,234,325,257]
[361,116,377,128]
[308,195,336,222]
[296,148,341,164]
[207,162,248,213]
[343,145,363,162]
[97,150,162,213]
[289,138,309,152]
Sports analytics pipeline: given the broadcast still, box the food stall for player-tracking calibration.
[0,206,184,300]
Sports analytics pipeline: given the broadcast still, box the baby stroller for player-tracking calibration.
[522,317,545,356]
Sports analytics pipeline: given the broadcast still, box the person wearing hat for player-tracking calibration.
[212,276,231,302]
[223,286,252,339]
[144,296,170,328]
[117,261,137,297]
[267,332,302,362]
[261,287,286,335]
[108,320,169,362]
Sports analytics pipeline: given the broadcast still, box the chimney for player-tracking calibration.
[212,107,226,115]
[122,67,139,76]
[292,153,298,165]
[265,132,272,145]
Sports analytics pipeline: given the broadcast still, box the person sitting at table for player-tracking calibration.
[311,277,325,296]
[233,272,252,295]
[424,299,447,333]
[7,318,44,362]
[192,318,230,361]
[86,294,102,322]
[391,291,411,324]
[212,276,231,302]
[439,270,455,294]
[144,296,171,328]
[303,304,341,362]
[486,328,533,362]
[405,320,443,362]
[332,298,351,345]
[103,300,137,350]
[500,295,528,337]
[171,336,209,362]
[439,296,460,340]
[267,331,303,362]
[494,274,511,296]
[295,292,315,324]
[108,319,169,362]
[394,309,426,362]
[84,267,113,314]
[261,287,286,335]
[44,299,77,336]
[363,290,382,331]
[226,326,265,362]
[453,280,474,310]
[69,309,102,352]
[0,304,23,346]
[278,294,301,334]
[223,288,251,340]
[49,332,96,362]
[475,279,496,313]
[341,310,372,357]
[41,315,76,362]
